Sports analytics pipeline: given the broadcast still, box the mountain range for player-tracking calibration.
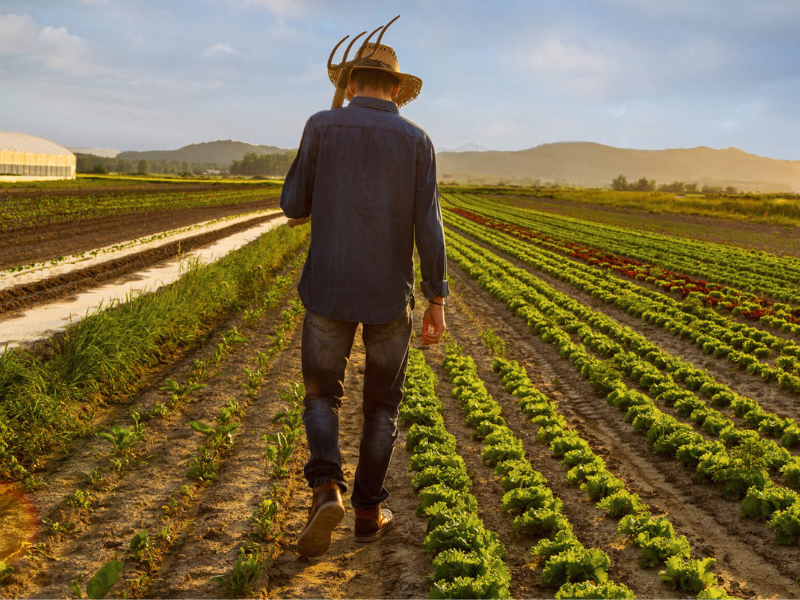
[117,140,291,164]
[436,142,800,192]
[85,139,800,191]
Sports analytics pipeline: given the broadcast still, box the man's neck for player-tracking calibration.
[352,91,394,102]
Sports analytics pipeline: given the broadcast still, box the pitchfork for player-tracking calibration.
[287,15,400,228]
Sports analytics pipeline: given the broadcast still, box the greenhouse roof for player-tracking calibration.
[0,130,74,156]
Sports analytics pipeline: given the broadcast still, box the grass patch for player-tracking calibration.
[0,224,309,477]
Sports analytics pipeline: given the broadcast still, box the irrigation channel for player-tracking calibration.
[0,211,286,352]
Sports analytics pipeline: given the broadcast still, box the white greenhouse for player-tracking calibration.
[0,130,76,181]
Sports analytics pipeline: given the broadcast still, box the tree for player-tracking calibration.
[137,160,150,175]
[685,183,698,193]
[93,164,108,174]
[611,175,629,191]
[631,177,656,192]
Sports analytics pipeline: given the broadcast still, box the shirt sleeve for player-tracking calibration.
[280,117,319,219]
[414,136,450,301]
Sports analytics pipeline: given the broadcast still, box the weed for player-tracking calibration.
[264,430,296,479]
[89,467,103,488]
[186,447,220,482]
[156,525,173,544]
[209,545,266,596]
[248,499,282,542]
[242,368,263,399]
[97,420,144,457]
[42,517,76,536]
[22,475,47,493]
[478,328,506,357]
[127,530,153,565]
[0,562,12,583]
[66,489,92,513]
[180,485,195,500]
[162,495,178,517]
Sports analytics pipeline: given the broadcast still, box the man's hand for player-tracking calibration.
[421,298,446,345]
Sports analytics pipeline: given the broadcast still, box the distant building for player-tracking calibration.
[0,130,76,181]
[441,173,454,184]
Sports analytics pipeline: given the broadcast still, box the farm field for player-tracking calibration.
[4,188,800,598]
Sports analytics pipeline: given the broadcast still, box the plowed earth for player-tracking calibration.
[0,212,281,317]
[0,196,279,271]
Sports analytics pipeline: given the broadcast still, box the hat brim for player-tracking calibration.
[328,66,422,108]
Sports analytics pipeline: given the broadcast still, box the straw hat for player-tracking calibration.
[328,42,422,107]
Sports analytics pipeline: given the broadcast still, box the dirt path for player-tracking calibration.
[0,197,279,271]
[263,320,431,600]
[444,262,800,598]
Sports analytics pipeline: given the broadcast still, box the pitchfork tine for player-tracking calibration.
[327,35,349,70]
[340,31,367,65]
[359,15,400,61]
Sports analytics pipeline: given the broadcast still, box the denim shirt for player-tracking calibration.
[280,96,449,324]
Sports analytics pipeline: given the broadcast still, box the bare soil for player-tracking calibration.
[0,212,281,317]
[0,196,279,271]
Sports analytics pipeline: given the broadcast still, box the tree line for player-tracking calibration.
[76,150,298,177]
[229,152,297,176]
[610,175,738,195]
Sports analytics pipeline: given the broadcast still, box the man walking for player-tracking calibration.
[280,41,448,558]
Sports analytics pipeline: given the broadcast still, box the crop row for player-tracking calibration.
[442,343,639,598]
[1,208,277,278]
[0,223,310,479]
[445,193,800,309]
[445,214,800,438]
[488,354,730,597]
[400,348,512,599]
[0,185,280,229]
[445,231,800,546]
[446,208,800,377]
[447,203,800,335]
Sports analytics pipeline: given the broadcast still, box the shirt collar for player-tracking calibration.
[348,96,400,114]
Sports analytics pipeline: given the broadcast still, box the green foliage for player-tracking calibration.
[128,529,153,564]
[209,546,266,596]
[428,549,511,599]
[635,533,691,567]
[542,547,610,587]
[659,556,717,592]
[513,505,571,538]
[741,487,799,521]
[554,581,635,599]
[247,499,281,542]
[580,473,624,501]
[412,465,472,493]
[416,484,478,518]
[478,329,506,357]
[596,490,644,517]
[424,513,505,559]
[617,512,674,539]
[530,530,582,558]
[767,502,800,544]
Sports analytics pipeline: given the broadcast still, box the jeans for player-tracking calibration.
[301,304,412,509]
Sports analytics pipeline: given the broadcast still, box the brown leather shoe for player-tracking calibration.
[354,505,395,543]
[296,480,345,558]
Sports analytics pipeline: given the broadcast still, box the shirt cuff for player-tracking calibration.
[421,280,450,301]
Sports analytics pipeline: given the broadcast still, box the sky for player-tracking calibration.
[2,0,800,159]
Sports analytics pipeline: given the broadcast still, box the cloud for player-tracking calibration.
[203,42,241,57]
[520,36,619,99]
[0,13,99,75]
[232,0,312,18]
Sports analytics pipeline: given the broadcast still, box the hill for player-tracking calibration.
[436,142,800,192]
[67,147,119,158]
[118,140,292,166]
